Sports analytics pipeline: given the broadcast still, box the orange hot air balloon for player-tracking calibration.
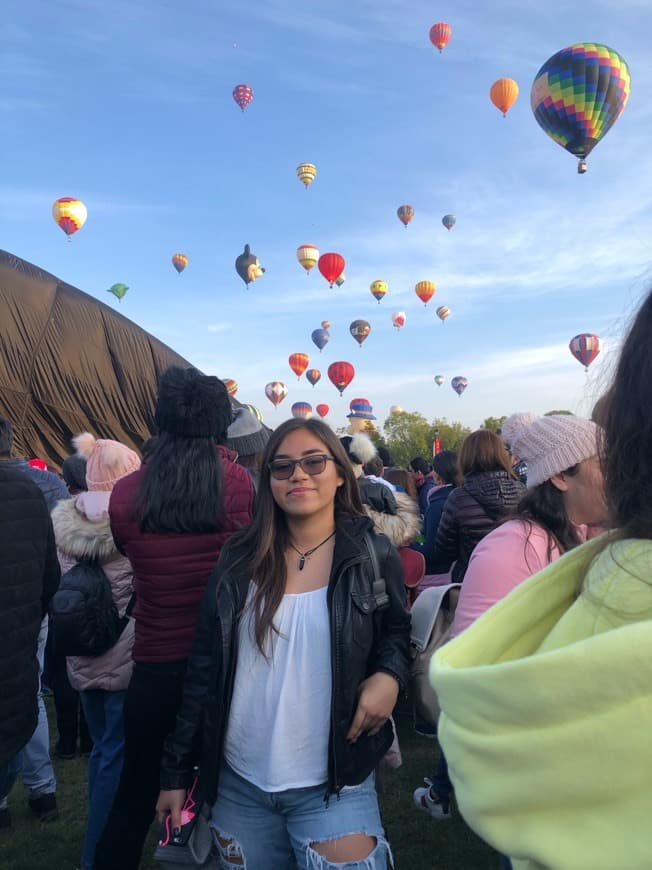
[429,22,452,53]
[490,78,519,116]
[306,368,321,387]
[296,244,319,274]
[52,197,87,237]
[318,253,345,288]
[171,253,188,273]
[223,378,238,397]
[415,280,436,305]
[397,205,414,228]
[327,361,355,396]
[289,352,309,380]
[316,404,329,418]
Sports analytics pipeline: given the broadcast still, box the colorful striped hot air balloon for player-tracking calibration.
[318,253,345,288]
[391,311,406,330]
[222,378,238,397]
[311,329,329,352]
[442,214,456,231]
[232,84,253,111]
[397,205,414,228]
[451,376,468,397]
[335,273,345,287]
[415,281,436,305]
[292,402,313,419]
[434,375,445,386]
[327,361,355,396]
[569,333,601,372]
[429,22,452,53]
[490,78,519,117]
[349,320,371,347]
[289,352,310,380]
[316,404,329,418]
[296,163,317,189]
[171,253,188,274]
[52,197,87,238]
[306,369,321,387]
[436,305,451,323]
[296,244,319,274]
[531,44,630,173]
[265,382,288,408]
[370,280,387,303]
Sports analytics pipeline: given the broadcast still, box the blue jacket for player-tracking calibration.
[412,485,454,574]
[2,458,70,512]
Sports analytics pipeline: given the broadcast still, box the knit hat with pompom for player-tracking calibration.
[500,412,538,451]
[73,433,141,492]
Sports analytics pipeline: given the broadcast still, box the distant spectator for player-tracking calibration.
[409,457,436,512]
[411,451,459,574]
[384,468,419,501]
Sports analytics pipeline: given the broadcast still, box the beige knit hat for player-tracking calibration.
[509,415,600,489]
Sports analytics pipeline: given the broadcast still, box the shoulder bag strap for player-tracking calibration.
[364,531,390,609]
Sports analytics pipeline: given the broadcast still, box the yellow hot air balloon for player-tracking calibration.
[52,197,87,238]
[415,280,436,305]
[370,280,387,303]
[296,244,319,274]
[490,77,519,117]
[296,163,317,189]
[171,253,188,273]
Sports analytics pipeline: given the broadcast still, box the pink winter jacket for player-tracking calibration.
[51,494,134,692]
[451,519,603,638]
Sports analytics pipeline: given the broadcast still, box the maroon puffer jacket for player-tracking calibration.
[108,446,253,663]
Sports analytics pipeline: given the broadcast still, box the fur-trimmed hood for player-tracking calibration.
[51,498,119,562]
[365,492,422,548]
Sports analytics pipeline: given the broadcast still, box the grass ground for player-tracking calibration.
[0,703,498,869]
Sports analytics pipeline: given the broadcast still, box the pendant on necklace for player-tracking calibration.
[298,555,306,571]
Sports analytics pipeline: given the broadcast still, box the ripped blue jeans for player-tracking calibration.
[210,764,391,869]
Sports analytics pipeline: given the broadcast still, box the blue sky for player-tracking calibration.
[3,0,652,431]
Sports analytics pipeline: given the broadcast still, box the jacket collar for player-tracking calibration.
[331,514,376,574]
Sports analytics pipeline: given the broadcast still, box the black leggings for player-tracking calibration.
[93,660,187,870]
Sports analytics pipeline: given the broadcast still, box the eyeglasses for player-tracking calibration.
[268,454,337,480]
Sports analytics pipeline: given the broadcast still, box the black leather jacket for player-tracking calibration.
[160,515,410,804]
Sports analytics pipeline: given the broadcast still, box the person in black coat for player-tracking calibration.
[432,431,524,582]
[0,466,60,828]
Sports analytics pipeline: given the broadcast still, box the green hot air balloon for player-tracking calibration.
[107,283,129,302]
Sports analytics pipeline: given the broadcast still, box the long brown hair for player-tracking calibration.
[458,430,513,479]
[227,417,365,653]
[383,468,418,500]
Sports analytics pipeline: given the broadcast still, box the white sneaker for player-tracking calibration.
[412,778,451,819]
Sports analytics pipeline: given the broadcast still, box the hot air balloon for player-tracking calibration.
[235,244,265,286]
[451,376,468,397]
[327,361,355,396]
[349,320,371,347]
[292,402,313,420]
[265,381,288,408]
[171,253,188,274]
[107,283,128,302]
[289,352,309,380]
[391,311,406,330]
[232,83,253,112]
[429,22,452,53]
[222,378,238,397]
[415,281,436,305]
[296,244,319,274]
[389,405,403,415]
[306,368,321,387]
[52,197,87,238]
[442,214,456,231]
[321,320,331,330]
[434,375,445,386]
[335,273,345,287]
[490,78,519,117]
[316,404,329,418]
[311,328,329,352]
[318,253,345,288]
[436,305,451,323]
[569,333,601,372]
[243,403,264,422]
[531,44,631,173]
[370,280,387,303]
[397,205,414,228]
[296,163,317,189]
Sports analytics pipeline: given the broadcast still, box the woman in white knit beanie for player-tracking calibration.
[413,413,606,820]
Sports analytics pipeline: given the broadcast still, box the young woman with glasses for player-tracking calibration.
[156,417,410,869]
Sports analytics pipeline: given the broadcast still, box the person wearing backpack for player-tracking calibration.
[50,433,140,870]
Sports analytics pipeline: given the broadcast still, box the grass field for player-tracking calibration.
[0,703,498,869]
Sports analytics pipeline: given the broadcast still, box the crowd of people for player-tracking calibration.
[1,288,652,869]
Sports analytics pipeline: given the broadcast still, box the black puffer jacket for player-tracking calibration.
[433,470,524,582]
[160,515,410,804]
[0,467,61,766]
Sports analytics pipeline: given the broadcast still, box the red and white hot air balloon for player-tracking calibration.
[265,381,288,408]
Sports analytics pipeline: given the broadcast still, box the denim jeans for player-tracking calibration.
[431,750,453,802]
[210,763,391,869]
[20,617,57,799]
[79,689,127,870]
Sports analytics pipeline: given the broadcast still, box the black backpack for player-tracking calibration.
[49,560,134,657]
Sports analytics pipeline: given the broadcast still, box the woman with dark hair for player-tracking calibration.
[431,290,652,869]
[411,451,459,574]
[94,367,254,870]
[431,430,524,582]
[156,417,409,869]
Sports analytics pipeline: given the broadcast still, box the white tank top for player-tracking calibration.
[223,584,332,792]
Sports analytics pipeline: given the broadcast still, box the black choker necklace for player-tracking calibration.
[289,530,336,570]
